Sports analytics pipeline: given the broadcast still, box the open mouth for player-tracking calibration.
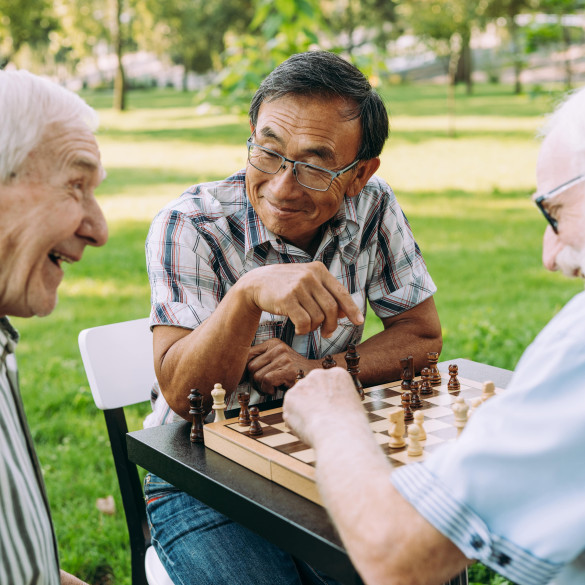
[48,250,74,268]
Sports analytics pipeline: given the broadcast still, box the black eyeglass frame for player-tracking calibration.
[532,174,585,234]
[246,136,360,192]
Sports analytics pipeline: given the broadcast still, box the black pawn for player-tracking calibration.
[322,354,337,369]
[188,389,205,443]
[401,391,414,422]
[410,380,422,410]
[238,392,251,426]
[420,367,433,396]
[448,364,460,392]
[400,356,413,392]
[248,406,263,436]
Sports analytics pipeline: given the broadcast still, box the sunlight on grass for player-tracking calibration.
[59,278,149,298]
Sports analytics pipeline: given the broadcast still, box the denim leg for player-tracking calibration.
[144,473,342,585]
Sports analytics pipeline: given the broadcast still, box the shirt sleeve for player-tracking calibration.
[391,292,585,585]
[146,203,224,330]
[365,181,437,319]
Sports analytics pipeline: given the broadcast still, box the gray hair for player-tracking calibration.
[540,85,585,172]
[0,70,99,183]
[249,51,389,161]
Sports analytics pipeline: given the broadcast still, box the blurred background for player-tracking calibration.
[3,1,585,584]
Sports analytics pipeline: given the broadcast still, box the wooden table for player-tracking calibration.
[127,358,513,585]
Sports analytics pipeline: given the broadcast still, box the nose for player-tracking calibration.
[79,196,109,247]
[270,163,300,194]
[542,225,564,271]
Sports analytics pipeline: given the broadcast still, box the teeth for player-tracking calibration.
[49,251,74,264]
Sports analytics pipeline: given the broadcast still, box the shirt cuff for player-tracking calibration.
[391,463,562,585]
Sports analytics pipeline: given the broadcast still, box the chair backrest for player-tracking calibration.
[78,318,156,585]
[78,318,155,410]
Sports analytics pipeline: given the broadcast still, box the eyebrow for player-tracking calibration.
[258,126,336,164]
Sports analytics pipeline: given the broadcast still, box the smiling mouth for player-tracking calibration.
[48,250,75,268]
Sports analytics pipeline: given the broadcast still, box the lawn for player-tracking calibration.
[11,82,583,584]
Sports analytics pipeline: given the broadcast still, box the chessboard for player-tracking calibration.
[203,371,505,505]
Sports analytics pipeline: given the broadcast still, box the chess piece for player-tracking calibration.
[413,410,426,441]
[238,392,251,426]
[452,396,469,437]
[468,396,483,418]
[211,383,227,422]
[410,380,422,410]
[401,390,414,422]
[427,352,442,386]
[447,364,460,392]
[248,406,263,436]
[344,343,365,400]
[481,381,496,403]
[407,424,423,457]
[294,369,305,384]
[322,354,336,369]
[419,367,433,396]
[399,356,413,392]
[188,389,205,443]
[388,408,406,448]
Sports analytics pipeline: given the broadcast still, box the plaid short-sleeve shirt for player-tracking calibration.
[144,171,436,426]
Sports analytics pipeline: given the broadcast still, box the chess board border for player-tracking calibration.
[203,374,498,505]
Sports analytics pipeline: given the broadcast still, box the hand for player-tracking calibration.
[283,367,367,447]
[239,262,363,338]
[246,339,318,395]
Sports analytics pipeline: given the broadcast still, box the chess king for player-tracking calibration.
[143,51,441,585]
[283,87,585,585]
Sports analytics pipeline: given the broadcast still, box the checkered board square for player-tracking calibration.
[203,372,504,505]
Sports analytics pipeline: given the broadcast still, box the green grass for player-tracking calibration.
[11,82,583,584]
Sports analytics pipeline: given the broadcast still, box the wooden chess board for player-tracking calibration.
[203,373,505,505]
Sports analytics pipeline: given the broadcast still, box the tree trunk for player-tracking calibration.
[509,14,522,95]
[113,0,126,112]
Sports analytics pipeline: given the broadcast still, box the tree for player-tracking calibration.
[0,0,56,68]
[483,0,539,94]
[135,0,254,90]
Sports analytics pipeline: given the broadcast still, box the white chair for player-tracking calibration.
[78,318,174,585]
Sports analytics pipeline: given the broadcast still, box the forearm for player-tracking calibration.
[60,570,88,585]
[156,283,263,418]
[313,418,466,585]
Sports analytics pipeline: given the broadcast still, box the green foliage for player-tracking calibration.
[11,82,582,585]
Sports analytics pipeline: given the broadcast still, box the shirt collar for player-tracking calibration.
[0,317,19,355]
[243,188,362,262]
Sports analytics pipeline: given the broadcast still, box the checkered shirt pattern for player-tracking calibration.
[144,170,436,426]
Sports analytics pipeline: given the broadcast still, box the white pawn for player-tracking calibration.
[407,424,423,457]
[211,383,227,422]
[452,396,469,437]
[468,396,483,418]
[413,410,426,441]
[388,408,406,448]
[481,381,496,404]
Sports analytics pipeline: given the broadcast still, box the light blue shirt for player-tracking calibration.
[392,290,585,585]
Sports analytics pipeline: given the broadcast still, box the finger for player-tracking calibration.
[322,279,363,327]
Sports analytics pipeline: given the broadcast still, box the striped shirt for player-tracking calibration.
[145,171,436,426]
[0,318,60,585]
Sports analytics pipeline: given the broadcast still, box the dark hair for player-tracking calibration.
[249,51,389,160]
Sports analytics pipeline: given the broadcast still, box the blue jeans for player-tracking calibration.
[144,473,342,585]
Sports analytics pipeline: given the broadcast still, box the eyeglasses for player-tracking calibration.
[246,136,359,192]
[532,174,585,234]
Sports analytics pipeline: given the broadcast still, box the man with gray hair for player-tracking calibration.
[0,70,108,584]
[144,51,441,584]
[284,86,585,585]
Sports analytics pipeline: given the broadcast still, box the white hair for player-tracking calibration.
[540,85,585,172]
[0,70,99,183]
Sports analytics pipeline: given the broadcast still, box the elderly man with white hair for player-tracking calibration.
[0,70,108,584]
[284,86,585,585]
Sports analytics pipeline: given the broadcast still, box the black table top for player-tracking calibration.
[127,358,513,585]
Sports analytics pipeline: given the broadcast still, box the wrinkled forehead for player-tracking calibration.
[537,126,582,192]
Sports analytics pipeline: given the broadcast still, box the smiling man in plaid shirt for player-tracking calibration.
[144,51,442,585]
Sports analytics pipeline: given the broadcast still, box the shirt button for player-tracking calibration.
[496,553,511,566]
[470,535,485,550]
[275,238,282,245]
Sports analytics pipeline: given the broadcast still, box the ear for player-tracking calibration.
[249,121,255,134]
[345,157,380,198]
